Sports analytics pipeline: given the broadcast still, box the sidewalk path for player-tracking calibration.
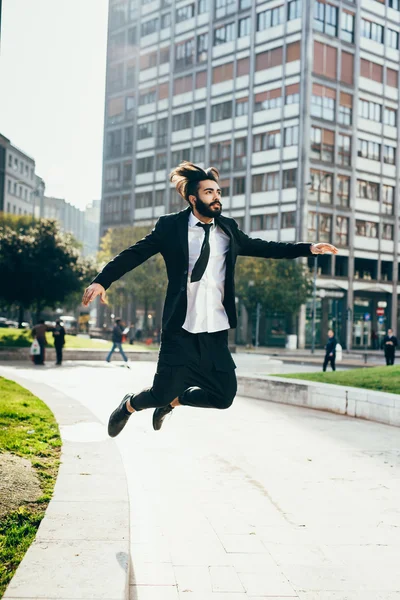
[1,360,399,600]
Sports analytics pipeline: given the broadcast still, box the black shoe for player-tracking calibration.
[108,393,134,438]
[152,405,174,431]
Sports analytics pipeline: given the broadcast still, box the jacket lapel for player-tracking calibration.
[216,216,235,264]
[177,206,191,266]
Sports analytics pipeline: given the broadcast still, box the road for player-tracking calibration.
[1,359,399,599]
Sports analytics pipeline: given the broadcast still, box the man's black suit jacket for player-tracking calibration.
[93,207,313,332]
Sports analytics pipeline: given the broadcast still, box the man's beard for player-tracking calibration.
[194,196,222,218]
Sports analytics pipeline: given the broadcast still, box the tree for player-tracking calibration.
[235,256,312,337]
[98,225,168,333]
[0,217,96,325]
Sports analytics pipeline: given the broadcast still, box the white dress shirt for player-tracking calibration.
[182,211,230,334]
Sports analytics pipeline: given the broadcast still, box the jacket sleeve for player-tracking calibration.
[233,221,313,259]
[91,218,164,290]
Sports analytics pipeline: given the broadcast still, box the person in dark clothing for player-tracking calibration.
[53,319,66,365]
[32,320,48,365]
[82,161,338,438]
[106,318,129,364]
[323,329,337,372]
[383,328,397,365]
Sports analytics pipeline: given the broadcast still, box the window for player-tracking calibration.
[197,33,208,62]
[175,39,194,69]
[313,42,337,79]
[254,88,282,111]
[337,176,350,207]
[287,41,301,62]
[235,97,248,116]
[212,62,234,83]
[211,101,232,121]
[136,156,154,173]
[266,214,279,230]
[106,130,122,158]
[194,107,206,126]
[357,179,379,201]
[239,0,251,9]
[336,216,349,245]
[311,84,336,121]
[314,2,338,37]
[384,107,397,126]
[210,141,231,170]
[196,71,207,88]
[173,111,192,131]
[141,18,158,37]
[252,171,279,192]
[124,127,133,154]
[309,170,333,204]
[382,224,394,240]
[161,13,171,28]
[110,2,127,29]
[387,28,399,49]
[7,180,11,193]
[257,6,284,31]
[308,212,332,242]
[360,59,383,83]
[220,179,231,197]
[156,152,167,170]
[126,60,136,88]
[338,134,351,166]
[233,177,245,194]
[105,165,121,190]
[387,68,398,88]
[238,16,251,37]
[282,212,296,228]
[193,145,205,162]
[253,130,281,151]
[138,122,154,139]
[339,92,352,126]
[341,52,354,85]
[108,97,124,124]
[382,185,394,214]
[389,0,400,10]
[125,95,134,116]
[214,23,235,45]
[109,64,124,92]
[122,194,131,220]
[234,138,247,168]
[359,99,381,122]
[157,118,168,146]
[174,75,192,94]
[110,31,125,61]
[311,127,334,162]
[255,46,283,71]
[357,139,380,161]
[288,0,301,20]
[160,48,170,64]
[215,0,236,19]
[285,83,300,105]
[129,0,137,20]
[283,168,297,188]
[198,0,208,13]
[123,162,133,185]
[384,145,396,165]
[284,125,299,147]
[136,191,153,208]
[103,197,120,223]
[155,190,165,206]
[139,87,156,105]
[341,11,354,43]
[251,215,264,231]
[176,3,194,22]
[237,57,250,76]
[361,19,384,43]
[356,220,378,238]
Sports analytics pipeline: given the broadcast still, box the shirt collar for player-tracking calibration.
[189,211,215,229]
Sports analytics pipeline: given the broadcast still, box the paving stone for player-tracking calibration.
[130,561,176,586]
[209,566,245,592]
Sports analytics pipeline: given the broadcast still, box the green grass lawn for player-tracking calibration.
[275,365,400,395]
[0,328,158,351]
[0,377,61,596]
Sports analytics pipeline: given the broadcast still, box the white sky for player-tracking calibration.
[0,0,109,210]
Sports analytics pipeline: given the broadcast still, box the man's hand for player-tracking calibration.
[311,243,338,255]
[82,283,107,307]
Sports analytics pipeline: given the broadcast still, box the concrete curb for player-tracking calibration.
[0,347,157,362]
[1,370,130,600]
[237,375,400,428]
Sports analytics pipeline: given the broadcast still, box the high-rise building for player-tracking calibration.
[83,199,101,256]
[41,196,85,245]
[101,0,400,349]
[0,133,38,217]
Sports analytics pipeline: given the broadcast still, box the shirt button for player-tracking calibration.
[183,270,188,275]
[181,286,186,291]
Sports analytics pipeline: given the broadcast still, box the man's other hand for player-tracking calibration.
[311,243,338,255]
[82,283,107,307]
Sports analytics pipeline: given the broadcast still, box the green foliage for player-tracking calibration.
[0,218,96,318]
[0,377,61,595]
[276,365,400,395]
[235,255,312,315]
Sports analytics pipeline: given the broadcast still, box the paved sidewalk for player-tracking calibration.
[1,361,400,599]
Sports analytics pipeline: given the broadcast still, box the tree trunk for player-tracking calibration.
[18,304,24,328]
[144,297,149,335]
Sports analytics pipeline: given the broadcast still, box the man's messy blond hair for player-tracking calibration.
[170,161,219,202]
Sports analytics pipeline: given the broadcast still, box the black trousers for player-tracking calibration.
[130,328,237,411]
[55,343,63,364]
[323,353,336,371]
[385,351,395,366]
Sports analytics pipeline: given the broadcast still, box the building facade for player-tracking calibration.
[0,133,37,217]
[83,199,101,256]
[101,0,400,349]
[41,196,85,245]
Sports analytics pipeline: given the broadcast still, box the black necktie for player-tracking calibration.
[191,222,212,283]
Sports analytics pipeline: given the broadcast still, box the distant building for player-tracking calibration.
[41,196,85,245]
[0,133,37,216]
[83,199,101,256]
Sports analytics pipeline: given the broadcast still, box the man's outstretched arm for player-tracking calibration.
[82,218,165,307]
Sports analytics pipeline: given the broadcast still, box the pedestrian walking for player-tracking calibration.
[128,322,136,345]
[106,318,129,364]
[31,320,48,365]
[52,319,66,365]
[323,329,337,372]
[82,161,338,437]
[383,328,397,365]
